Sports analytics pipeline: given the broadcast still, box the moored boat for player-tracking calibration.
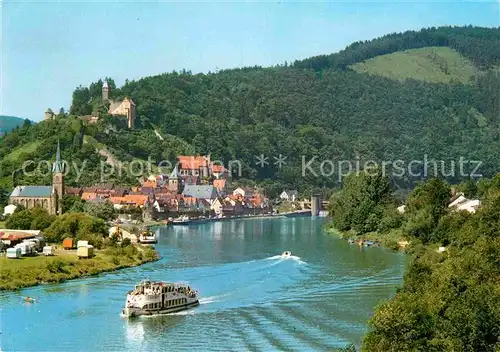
[121,280,199,318]
[171,215,191,225]
[138,229,157,244]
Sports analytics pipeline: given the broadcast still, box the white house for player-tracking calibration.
[456,199,481,213]
[448,193,481,214]
[280,190,298,202]
[233,187,254,198]
[211,198,224,215]
[448,194,467,208]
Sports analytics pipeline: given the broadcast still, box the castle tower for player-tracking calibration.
[168,165,182,193]
[52,140,65,214]
[44,108,55,120]
[102,80,109,101]
[125,97,136,129]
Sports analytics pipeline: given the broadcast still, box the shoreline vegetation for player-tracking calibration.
[326,169,500,351]
[1,207,160,291]
[325,225,410,252]
[0,244,159,291]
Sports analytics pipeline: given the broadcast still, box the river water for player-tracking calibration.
[0,217,406,351]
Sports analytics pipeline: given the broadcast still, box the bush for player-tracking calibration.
[46,259,68,274]
[121,238,132,247]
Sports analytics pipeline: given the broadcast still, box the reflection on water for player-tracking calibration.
[1,217,406,351]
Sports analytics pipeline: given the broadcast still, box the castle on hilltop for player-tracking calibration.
[103,81,135,129]
[76,80,136,129]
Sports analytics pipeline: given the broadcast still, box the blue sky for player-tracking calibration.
[1,0,499,121]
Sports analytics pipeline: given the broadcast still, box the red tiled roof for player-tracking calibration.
[212,164,225,173]
[178,156,208,170]
[213,179,226,191]
[81,192,97,201]
[122,195,149,206]
[65,187,82,196]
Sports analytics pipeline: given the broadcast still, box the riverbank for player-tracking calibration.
[0,244,159,291]
[325,225,410,252]
[136,210,312,229]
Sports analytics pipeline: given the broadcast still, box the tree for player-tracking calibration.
[5,207,55,230]
[45,212,108,244]
[84,201,116,221]
[328,168,394,233]
[70,86,92,115]
[0,185,9,207]
[61,195,85,213]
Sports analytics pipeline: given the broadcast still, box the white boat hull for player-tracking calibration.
[122,300,199,318]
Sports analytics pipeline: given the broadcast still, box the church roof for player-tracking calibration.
[11,186,52,198]
[182,185,217,200]
[169,165,180,179]
[52,140,64,173]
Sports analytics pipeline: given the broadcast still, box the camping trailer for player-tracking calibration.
[62,238,74,249]
[77,240,89,248]
[7,247,21,259]
[15,243,34,256]
[43,246,54,256]
[77,245,94,258]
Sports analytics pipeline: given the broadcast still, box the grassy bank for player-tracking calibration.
[0,244,159,291]
[325,224,410,252]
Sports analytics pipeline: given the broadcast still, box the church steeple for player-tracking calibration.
[52,140,64,173]
[52,140,65,214]
[168,165,182,193]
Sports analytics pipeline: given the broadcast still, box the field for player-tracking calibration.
[349,46,478,84]
[0,245,159,290]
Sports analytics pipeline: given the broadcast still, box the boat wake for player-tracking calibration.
[266,255,306,265]
[199,295,223,305]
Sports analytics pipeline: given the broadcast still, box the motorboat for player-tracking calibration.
[24,296,36,303]
[121,280,199,318]
[281,251,292,258]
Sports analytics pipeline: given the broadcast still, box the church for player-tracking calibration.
[9,142,65,215]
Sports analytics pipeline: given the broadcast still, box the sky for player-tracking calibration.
[1,0,499,121]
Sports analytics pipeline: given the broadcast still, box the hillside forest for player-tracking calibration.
[0,25,499,201]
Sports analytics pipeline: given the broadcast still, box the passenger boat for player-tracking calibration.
[121,280,199,318]
[138,229,157,244]
[281,251,292,258]
[171,215,191,225]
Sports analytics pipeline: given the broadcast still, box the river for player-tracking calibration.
[0,217,406,351]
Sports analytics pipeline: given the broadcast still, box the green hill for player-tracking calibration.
[349,46,478,84]
[0,115,31,135]
[1,25,499,195]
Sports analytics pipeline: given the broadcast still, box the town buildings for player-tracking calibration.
[6,152,270,219]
